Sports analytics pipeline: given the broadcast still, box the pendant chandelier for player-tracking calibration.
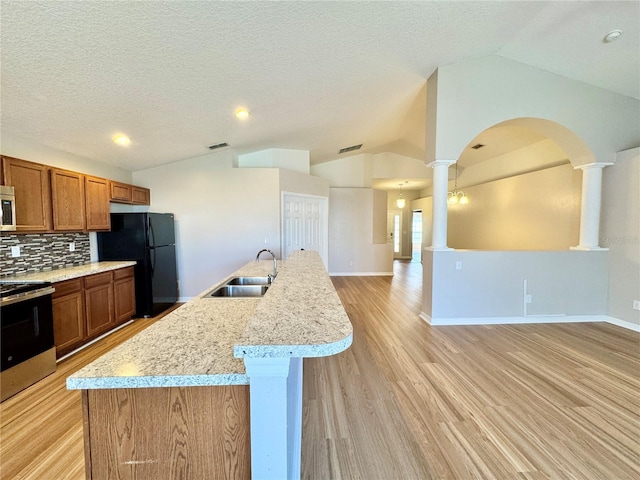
[447,162,469,205]
[396,183,406,208]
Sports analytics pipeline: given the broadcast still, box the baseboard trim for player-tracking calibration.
[418,313,639,332]
[330,272,394,277]
[603,316,640,332]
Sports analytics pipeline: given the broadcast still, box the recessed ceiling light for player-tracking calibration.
[603,29,622,43]
[235,108,250,120]
[112,134,131,146]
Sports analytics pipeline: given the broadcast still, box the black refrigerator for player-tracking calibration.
[97,213,178,318]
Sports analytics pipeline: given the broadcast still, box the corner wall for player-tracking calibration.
[601,147,640,330]
[133,151,282,299]
[328,188,393,275]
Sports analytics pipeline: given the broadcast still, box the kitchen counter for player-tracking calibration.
[0,261,137,284]
[68,250,352,480]
[66,250,352,389]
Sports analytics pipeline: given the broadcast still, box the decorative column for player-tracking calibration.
[243,356,304,480]
[427,159,455,250]
[571,162,613,250]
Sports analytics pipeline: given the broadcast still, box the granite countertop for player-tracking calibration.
[0,261,137,284]
[67,250,353,390]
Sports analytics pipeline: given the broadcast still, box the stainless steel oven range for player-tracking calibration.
[0,282,56,401]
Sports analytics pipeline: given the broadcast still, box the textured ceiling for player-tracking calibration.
[1,1,638,173]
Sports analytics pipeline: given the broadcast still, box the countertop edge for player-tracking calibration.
[233,331,353,359]
[66,373,250,390]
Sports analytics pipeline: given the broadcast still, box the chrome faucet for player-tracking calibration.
[256,249,277,281]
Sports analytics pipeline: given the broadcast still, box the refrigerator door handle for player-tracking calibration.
[148,217,156,248]
[150,247,156,275]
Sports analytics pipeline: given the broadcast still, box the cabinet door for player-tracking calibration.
[52,292,85,358]
[114,268,136,323]
[109,181,132,203]
[85,273,114,338]
[85,175,111,231]
[51,168,86,231]
[1,156,52,232]
[52,279,85,358]
[131,186,150,205]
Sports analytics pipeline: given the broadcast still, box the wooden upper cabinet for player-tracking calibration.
[109,181,132,203]
[85,176,110,231]
[110,181,150,205]
[1,156,52,232]
[131,186,150,205]
[50,168,86,231]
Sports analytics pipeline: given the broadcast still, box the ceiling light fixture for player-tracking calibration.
[396,183,406,209]
[603,29,622,43]
[112,133,131,146]
[235,108,250,119]
[447,163,469,205]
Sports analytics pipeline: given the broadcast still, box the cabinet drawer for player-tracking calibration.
[84,272,113,289]
[52,278,83,298]
[113,266,134,281]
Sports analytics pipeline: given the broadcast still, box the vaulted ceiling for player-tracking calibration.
[1,1,638,173]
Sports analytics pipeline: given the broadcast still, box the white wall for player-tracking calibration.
[601,147,640,329]
[133,151,282,299]
[328,188,393,275]
[447,163,581,250]
[428,55,640,166]
[279,169,329,198]
[422,249,608,324]
[372,152,429,180]
[238,148,310,174]
[310,153,373,187]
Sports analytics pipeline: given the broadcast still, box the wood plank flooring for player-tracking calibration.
[2,262,639,479]
[302,261,640,479]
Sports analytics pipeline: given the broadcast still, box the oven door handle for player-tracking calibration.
[0,287,55,307]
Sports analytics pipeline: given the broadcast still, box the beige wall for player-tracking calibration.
[601,147,639,328]
[328,188,393,275]
[446,163,581,250]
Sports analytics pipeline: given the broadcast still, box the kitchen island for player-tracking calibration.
[67,250,352,480]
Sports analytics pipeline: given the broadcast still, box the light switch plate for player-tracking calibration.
[633,300,640,311]
[10,246,20,257]
[69,242,75,252]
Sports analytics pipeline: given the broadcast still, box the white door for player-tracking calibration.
[387,209,402,258]
[283,194,328,267]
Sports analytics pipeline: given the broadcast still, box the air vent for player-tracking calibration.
[208,142,229,150]
[338,144,363,154]
[471,143,485,150]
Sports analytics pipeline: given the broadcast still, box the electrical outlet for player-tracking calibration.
[525,294,532,304]
[264,237,269,244]
[69,242,75,252]
[455,261,462,270]
[349,260,354,267]
[10,246,20,257]
[633,300,640,311]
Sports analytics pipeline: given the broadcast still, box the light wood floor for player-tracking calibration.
[2,263,639,479]
[303,261,640,479]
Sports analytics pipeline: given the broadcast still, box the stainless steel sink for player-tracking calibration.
[206,284,269,298]
[226,276,272,286]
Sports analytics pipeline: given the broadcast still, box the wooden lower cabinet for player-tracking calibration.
[53,268,135,358]
[84,272,115,338]
[82,386,251,479]
[114,267,135,323]
[52,279,85,358]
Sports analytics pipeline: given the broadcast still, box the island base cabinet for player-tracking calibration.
[82,386,251,480]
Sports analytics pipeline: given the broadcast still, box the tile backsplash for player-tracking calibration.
[0,233,91,277]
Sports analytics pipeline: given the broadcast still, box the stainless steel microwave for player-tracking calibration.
[0,186,16,231]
